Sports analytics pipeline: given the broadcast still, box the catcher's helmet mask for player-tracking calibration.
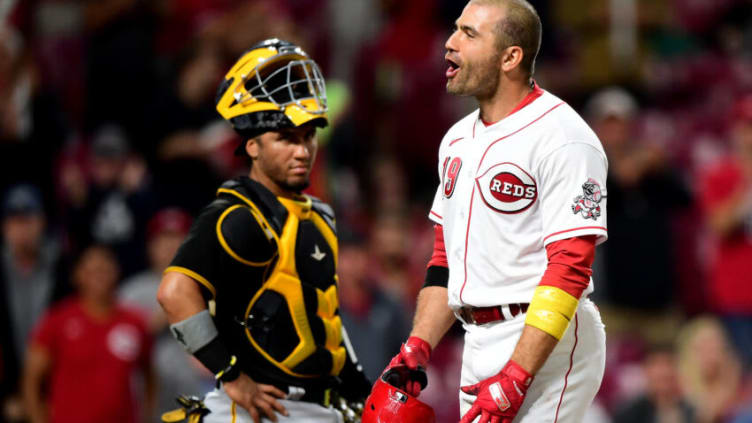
[241,53,327,113]
[215,38,328,154]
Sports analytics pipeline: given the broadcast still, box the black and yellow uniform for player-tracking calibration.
[167,176,369,400]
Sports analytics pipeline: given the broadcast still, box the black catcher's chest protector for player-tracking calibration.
[214,179,344,379]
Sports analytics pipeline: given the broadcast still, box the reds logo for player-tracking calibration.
[571,178,603,220]
[476,163,537,214]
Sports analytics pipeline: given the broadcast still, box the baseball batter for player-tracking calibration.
[381,1,608,422]
[157,39,370,423]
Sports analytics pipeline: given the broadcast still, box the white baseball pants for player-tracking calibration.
[459,298,606,423]
[202,388,344,423]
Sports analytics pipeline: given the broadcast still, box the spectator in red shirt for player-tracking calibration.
[21,245,155,423]
[699,94,752,368]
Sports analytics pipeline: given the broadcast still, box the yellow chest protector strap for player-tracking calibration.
[244,195,345,378]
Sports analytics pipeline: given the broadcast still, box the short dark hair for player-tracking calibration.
[473,0,542,77]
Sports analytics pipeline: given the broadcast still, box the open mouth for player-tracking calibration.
[446,58,460,78]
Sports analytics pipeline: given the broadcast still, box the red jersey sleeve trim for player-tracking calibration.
[543,226,607,243]
[427,224,448,268]
[539,235,597,298]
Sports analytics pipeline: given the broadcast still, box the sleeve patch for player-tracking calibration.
[570,178,605,220]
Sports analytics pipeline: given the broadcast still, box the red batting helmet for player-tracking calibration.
[361,366,436,423]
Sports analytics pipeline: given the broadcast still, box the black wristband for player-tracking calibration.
[423,265,449,288]
[193,336,233,375]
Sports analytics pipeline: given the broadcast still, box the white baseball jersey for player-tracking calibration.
[429,88,608,310]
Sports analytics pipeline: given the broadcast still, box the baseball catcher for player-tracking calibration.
[157,39,370,423]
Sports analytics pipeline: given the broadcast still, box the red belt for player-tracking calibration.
[458,303,529,325]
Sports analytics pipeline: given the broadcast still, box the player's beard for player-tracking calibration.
[279,177,310,194]
[447,51,501,99]
[252,158,312,195]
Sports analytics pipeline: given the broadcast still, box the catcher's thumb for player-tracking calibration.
[460,383,481,396]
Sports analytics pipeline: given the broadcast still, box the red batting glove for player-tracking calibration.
[459,360,533,423]
[384,336,432,397]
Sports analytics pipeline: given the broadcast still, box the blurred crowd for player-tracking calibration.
[1,0,752,422]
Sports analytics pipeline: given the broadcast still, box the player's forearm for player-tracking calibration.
[22,346,50,423]
[158,271,240,385]
[23,385,48,423]
[510,238,594,374]
[410,286,456,349]
[157,271,208,323]
[509,325,559,375]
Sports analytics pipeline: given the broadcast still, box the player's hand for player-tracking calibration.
[223,373,288,423]
[459,360,533,423]
[384,336,432,397]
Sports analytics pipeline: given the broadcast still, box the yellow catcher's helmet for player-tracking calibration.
[215,39,328,146]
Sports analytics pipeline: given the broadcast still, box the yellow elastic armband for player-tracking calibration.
[524,286,579,340]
